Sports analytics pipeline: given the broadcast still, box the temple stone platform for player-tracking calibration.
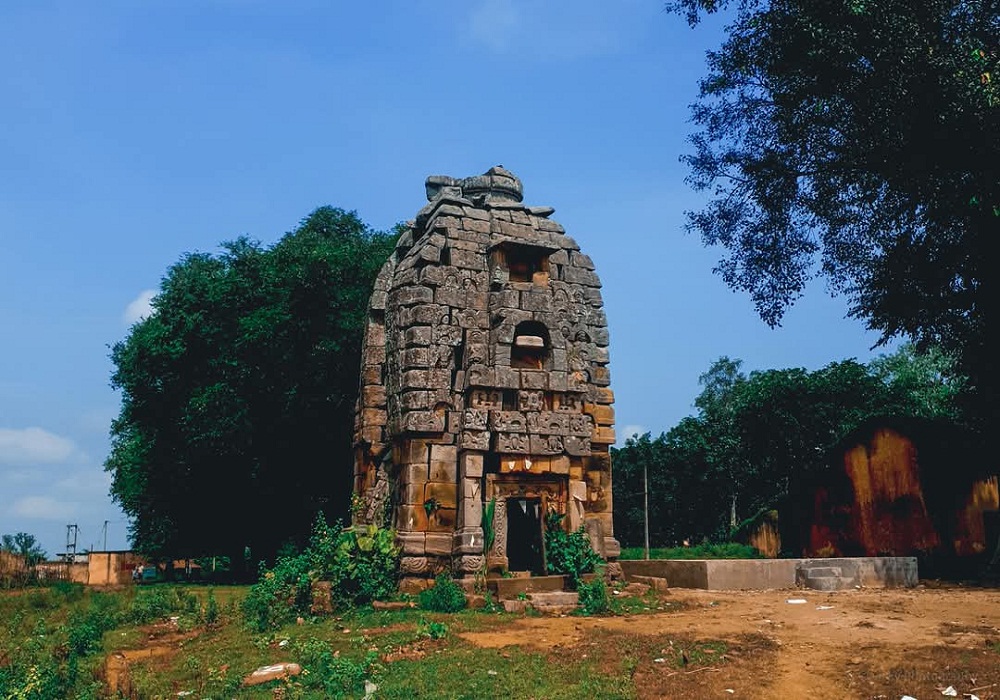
[620,556,918,591]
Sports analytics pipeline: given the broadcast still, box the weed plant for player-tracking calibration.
[417,574,467,613]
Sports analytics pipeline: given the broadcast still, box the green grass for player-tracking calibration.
[1,582,686,698]
[619,542,763,560]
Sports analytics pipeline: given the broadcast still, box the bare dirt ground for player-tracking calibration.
[461,584,1000,699]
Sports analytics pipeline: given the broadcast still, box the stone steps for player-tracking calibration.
[798,566,853,591]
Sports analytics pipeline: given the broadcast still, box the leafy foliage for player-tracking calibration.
[418,574,468,613]
[295,639,380,699]
[243,515,400,631]
[670,0,999,428]
[105,207,398,567]
[543,512,603,587]
[576,576,611,615]
[613,346,971,547]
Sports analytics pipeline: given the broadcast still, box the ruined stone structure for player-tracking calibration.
[352,167,619,585]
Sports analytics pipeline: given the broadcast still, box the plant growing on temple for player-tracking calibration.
[543,511,602,588]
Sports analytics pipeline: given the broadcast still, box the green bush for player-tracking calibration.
[577,576,611,615]
[296,639,379,699]
[417,574,467,613]
[242,553,312,632]
[205,588,219,624]
[544,512,602,588]
[310,516,399,607]
[416,618,449,639]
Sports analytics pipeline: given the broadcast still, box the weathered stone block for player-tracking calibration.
[469,388,503,409]
[591,426,616,444]
[550,456,571,474]
[397,505,429,532]
[455,308,488,328]
[435,286,464,307]
[567,413,593,437]
[427,507,456,532]
[495,366,520,389]
[398,532,426,555]
[462,408,489,431]
[466,364,496,387]
[490,410,527,433]
[584,403,615,426]
[460,430,490,451]
[530,434,564,455]
[490,289,519,309]
[527,411,569,435]
[496,432,530,453]
[409,303,447,325]
[404,326,432,346]
[590,367,611,386]
[594,386,614,405]
[520,290,551,312]
[402,347,433,368]
[449,248,486,271]
[428,456,457,484]
[399,440,430,465]
[401,410,446,433]
[460,453,484,479]
[401,480,425,505]
[425,481,457,509]
[361,408,387,426]
[391,285,435,306]
[564,435,592,456]
[517,390,545,412]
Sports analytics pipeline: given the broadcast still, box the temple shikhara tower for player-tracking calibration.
[352,167,619,586]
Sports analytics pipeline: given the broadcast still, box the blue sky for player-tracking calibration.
[0,1,892,557]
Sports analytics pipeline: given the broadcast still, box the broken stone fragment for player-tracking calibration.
[243,663,302,687]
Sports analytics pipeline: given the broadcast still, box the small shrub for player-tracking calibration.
[126,587,179,624]
[417,574,467,613]
[577,576,611,615]
[296,639,379,699]
[51,580,84,603]
[544,512,602,588]
[416,618,448,639]
[242,554,311,632]
[311,516,399,607]
[205,588,219,624]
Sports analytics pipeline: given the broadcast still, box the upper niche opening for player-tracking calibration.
[499,243,550,284]
[511,320,550,369]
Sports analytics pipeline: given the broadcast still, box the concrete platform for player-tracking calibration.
[620,557,917,591]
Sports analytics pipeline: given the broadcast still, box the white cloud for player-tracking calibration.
[123,289,156,326]
[9,496,76,521]
[0,427,76,465]
[618,424,648,445]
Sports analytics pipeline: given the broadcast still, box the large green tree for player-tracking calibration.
[670,0,999,425]
[106,208,397,572]
[612,345,967,547]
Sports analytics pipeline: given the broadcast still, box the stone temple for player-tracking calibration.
[352,167,619,586]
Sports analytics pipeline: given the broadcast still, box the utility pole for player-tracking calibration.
[643,462,650,560]
[102,520,108,551]
[65,524,78,562]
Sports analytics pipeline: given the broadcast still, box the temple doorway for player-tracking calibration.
[506,497,544,574]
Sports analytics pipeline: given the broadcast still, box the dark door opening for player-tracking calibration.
[506,497,544,574]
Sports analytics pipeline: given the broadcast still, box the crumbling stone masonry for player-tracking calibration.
[352,167,620,586]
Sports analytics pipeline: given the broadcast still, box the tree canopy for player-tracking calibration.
[612,344,968,547]
[669,0,999,425]
[105,207,397,570]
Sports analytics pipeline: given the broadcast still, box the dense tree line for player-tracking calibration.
[611,345,969,548]
[669,0,999,429]
[105,208,397,573]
